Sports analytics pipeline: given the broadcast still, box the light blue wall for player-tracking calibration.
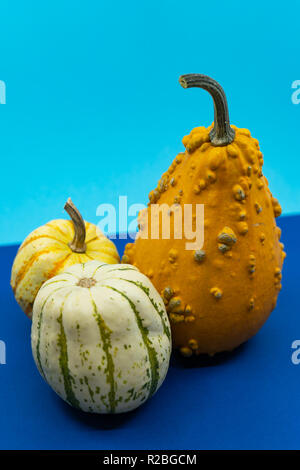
[0,1,299,244]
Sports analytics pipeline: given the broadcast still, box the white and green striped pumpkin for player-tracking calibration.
[31,260,171,414]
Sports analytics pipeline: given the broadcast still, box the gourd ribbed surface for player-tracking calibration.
[11,220,119,317]
[31,260,171,414]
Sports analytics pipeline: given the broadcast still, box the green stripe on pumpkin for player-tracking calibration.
[39,279,69,290]
[35,286,69,379]
[115,278,171,340]
[62,271,80,280]
[84,376,95,403]
[57,290,81,410]
[105,267,137,274]
[91,262,108,278]
[102,285,160,398]
[90,292,116,413]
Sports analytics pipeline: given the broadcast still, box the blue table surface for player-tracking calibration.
[0,215,299,450]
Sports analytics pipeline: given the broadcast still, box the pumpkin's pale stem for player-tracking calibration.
[179,74,235,146]
[64,198,87,253]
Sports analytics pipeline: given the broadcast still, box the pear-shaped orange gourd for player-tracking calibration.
[123,74,286,356]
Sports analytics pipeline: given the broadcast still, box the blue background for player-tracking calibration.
[0,216,299,450]
[0,0,299,245]
[0,0,300,451]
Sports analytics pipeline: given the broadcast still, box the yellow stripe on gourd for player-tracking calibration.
[11,199,120,318]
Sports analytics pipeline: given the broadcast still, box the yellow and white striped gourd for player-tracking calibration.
[11,199,119,318]
[31,260,172,414]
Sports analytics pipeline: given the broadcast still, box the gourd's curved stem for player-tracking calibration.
[64,198,87,253]
[179,74,235,146]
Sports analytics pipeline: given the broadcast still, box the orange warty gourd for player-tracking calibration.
[123,74,286,356]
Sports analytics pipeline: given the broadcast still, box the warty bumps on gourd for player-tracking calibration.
[122,74,286,357]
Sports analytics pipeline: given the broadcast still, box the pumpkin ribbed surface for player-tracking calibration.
[11,220,119,317]
[31,260,171,414]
